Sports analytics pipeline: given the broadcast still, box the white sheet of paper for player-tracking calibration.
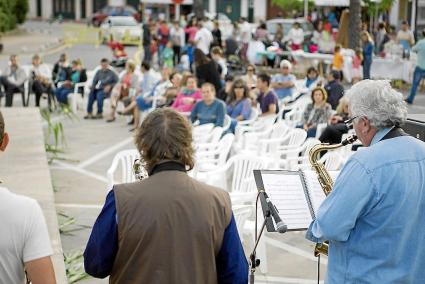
[302,170,340,217]
[261,172,313,230]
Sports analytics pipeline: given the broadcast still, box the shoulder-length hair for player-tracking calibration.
[228,79,250,103]
[194,48,210,66]
[134,108,195,173]
[311,86,328,103]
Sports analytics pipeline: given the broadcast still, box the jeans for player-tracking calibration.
[363,58,372,80]
[0,76,24,107]
[55,86,73,104]
[406,66,425,103]
[143,45,151,63]
[296,124,317,138]
[87,89,106,114]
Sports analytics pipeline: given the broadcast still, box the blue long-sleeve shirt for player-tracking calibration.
[84,190,248,283]
[306,127,425,283]
[190,99,226,127]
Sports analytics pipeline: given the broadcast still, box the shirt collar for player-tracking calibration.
[370,127,393,146]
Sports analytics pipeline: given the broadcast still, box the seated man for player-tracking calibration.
[324,70,344,110]
[256,72,279,116]
[0,111,56,284]
[271,60,296,100]
[30,54,54,108]
[0,54,27,107]
[84,58,118,119]
[190,82,226,127]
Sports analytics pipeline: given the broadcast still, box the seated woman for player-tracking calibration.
[55,59,87,105]
[240,64,257,90]
[171,75,202,113]
[107,60,139,122]
[319,96,350,144]
[304,66,320,89]
[190,83,226,127]
[298,86,332,138]
[226,79,252,133]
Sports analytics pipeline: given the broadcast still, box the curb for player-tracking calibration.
[0,39,68,57]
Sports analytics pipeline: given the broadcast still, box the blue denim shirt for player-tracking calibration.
[306,127,425,283]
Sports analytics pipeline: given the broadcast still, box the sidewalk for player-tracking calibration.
[0,22,65,57]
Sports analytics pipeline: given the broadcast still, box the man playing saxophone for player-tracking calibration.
[306,80,425,283]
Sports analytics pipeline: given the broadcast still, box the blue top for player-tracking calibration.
[412,38,425,69]
[306,127,425,283]
[190,99,226,127]
[271,74,296,100]
[84,190,248,283]
[227,98,252,120]
[363,41,374,62]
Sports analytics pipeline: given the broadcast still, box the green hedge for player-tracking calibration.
[0,0,28,33]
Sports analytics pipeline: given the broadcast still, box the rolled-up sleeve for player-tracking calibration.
[84,190,118,278]
[306,159,377,242]
[216,214,249,284]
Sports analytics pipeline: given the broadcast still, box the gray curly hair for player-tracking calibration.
[346,80,407,129]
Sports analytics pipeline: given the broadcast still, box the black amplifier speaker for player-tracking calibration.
[403,114,425,142]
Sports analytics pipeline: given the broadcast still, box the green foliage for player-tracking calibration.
[363,0,394,16]
[0,0,28,32]
[15,0,29,24]
[271,0,313,15]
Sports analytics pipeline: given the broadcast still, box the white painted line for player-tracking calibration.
[56,203,103,209]
[264,236,328,265]
[51,160,108,183]
[77,137,133,169]
[255,275,324,284]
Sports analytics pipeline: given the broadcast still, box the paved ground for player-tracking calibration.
[2,20,425,283]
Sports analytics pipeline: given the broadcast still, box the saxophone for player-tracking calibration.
[308,135,357,256]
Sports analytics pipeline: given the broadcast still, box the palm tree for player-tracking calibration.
[349,0,362,50]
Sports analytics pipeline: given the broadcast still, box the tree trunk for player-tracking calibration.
[348,0,362,50]
[193,0,204,19]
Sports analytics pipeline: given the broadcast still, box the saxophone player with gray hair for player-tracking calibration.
[306,80,425,283]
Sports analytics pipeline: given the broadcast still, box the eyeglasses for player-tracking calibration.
[234,86,244,89]
[247,69,255,72]
[344,115,359,129]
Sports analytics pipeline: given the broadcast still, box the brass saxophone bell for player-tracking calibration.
[133,158,149,180]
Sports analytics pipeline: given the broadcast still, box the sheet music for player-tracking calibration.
[261,172,313,230]
[302,170,340,216]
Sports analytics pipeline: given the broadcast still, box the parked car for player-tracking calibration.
[91,5,141,27]
[99,16,142,45]
[266,18,314,42]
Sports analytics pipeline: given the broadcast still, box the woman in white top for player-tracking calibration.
[287,22,304,50]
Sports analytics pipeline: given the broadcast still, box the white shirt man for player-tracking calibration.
[195,25,214,55]
[287,26,305,45]
[0,111,56,284]
[240,20,252,44]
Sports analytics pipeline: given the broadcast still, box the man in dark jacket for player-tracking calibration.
[325,70,344,110]
[84,58,118,119]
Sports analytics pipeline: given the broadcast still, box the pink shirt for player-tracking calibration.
[171,89,202,112]
[184,26,199,42]
[352,55,362,69]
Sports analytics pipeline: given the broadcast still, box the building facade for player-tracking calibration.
[28,0,268,22]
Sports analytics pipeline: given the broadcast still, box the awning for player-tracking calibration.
[140,0,193,4]
[314,0,380,6]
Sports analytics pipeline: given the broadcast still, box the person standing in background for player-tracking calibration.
[361,31,374,80]
[406,29,425,104]
[170,21,185,65]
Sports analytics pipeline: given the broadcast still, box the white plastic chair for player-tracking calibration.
[106,149,140,190]
[274,138,321,170]
[222,114,232,132]
[259,128,307,155]
[194,133,235,175]
[233,205,253,238]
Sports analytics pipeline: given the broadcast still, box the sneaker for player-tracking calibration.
[93,113,103,119]
[404,99,413,105]
[106,117,116,123]
[84,114,93,119]
[127,118,135,125]
[129,127,137,132]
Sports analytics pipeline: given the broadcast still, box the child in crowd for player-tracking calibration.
[304,67,320,89]
[177,50,191,72]
[332,44,344,81]
[162,41,174,68]
[351,49,363,83]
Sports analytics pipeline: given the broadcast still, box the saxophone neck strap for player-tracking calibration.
[380,126,409,141]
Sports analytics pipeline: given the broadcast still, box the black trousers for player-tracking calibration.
[32,80,53,107]
[319,123,349,144]
[173,45,181,65]
[0,76,24,107]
